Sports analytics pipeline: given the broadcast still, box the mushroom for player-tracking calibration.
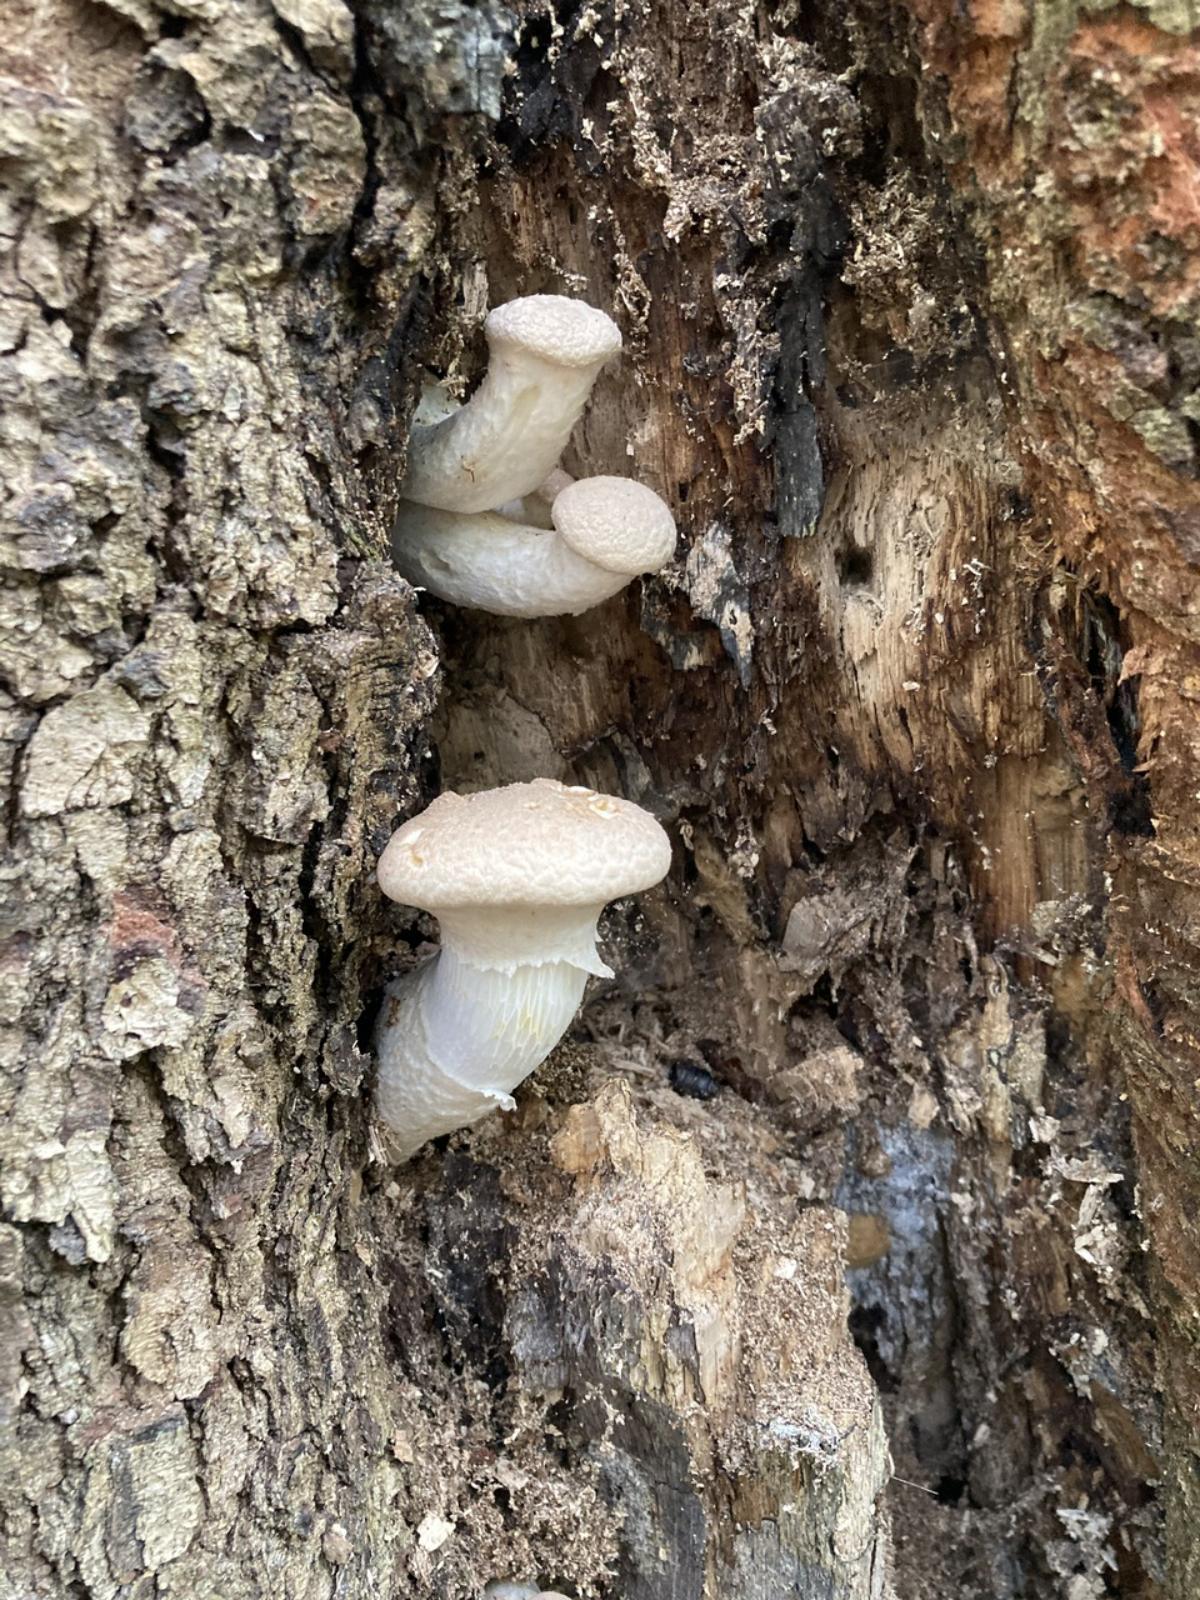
[391,475,677,619]
[374,779,671,1163]
[482,1587,571,1600]
[400,296,622,514]
[496,466,575,529]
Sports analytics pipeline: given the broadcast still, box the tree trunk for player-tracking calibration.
[2,0,1197,1595]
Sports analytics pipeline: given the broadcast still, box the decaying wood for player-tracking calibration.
[411,1074,890,1598]
[3,0,1199,1593]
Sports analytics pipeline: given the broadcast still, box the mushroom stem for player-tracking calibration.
[401,297,621,514]
[496,467,574,528]
[392,503,637,618]
[392,476,677,620]
[376,906,607,1162]
[435,903,612,972]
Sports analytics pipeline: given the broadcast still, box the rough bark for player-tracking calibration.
[2,0,1197,1595]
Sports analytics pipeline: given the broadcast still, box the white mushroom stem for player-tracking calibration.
[376,905,610,1163]
[497,467,575,528]
[392,476,677,620]
[401,297,621,514]
[392,506,630,617]
[483,1585,566,1600]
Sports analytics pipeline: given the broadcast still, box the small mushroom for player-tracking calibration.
[401,296,622,514]
[374,779,671,1163]
[391,475,677,619]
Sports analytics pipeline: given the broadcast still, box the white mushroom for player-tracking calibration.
[392,475,677,619]
[496,466,575,528]
[401,296,622,514]
[374,779,671,1163]
[482,1587,571,1600]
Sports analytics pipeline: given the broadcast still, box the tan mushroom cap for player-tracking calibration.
[552,476,677,577]
[378,779,671,911]
[485,296,622,370]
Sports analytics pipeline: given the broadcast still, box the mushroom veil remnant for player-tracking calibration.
[392,475,677,618]
[374,779,671,1163]
[401,295,621,514]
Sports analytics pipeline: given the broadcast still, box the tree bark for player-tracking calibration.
[2,0,1197,1595]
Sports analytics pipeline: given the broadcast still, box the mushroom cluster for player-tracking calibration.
[374,296,677,1162]
[375,780,670,1163]
[392,295,676,618]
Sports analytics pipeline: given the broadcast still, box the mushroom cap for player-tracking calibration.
[485,296,622,370]
[378,779,671,911]
[552,476,677,577]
